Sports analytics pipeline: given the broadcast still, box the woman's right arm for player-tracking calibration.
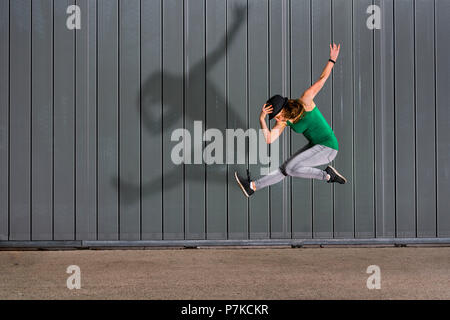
[260,104,287,144]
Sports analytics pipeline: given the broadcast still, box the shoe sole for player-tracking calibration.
[234,172,250,198]
[328,165,347,184]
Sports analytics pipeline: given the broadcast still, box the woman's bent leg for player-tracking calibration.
[253,168,286,190]
[252,143,313,191]
[286,166,329,180]
[281,144,337,181]
[252,144,337,191]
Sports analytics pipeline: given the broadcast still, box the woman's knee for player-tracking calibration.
[279,163,288,176]
[280,158,295,176]
[327,150,338,163]
[280,161,297,177]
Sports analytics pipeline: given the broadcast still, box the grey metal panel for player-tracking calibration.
[415,0,436,237]
[119,0,140,240]
[162,0,184,240]
[248,0,269,239]
[227,0,248,240]
[290,0,312,239]
[436,0,450,237]
[331,0,354,238]
[80,237,450,247]
[0,240,83,248]
[2,0,449,244]
[141,0,163,240]
[290,1,312,239]
[269,0,291,239]
[9,0,31,240]
[205,0,227,239]
[75,0,97,240]
[184,0,206,240]
[4,237,450,249]
[311,0,333,238]
[353,0,374,238]
[394,0,415,238]
[374,0,395,237]
[31,0,53,240]
[0,0,9,240]
[3,237,450,249]
[53,0,75,240]
[97,0,119,240]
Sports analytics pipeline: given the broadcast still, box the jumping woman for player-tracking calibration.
[235,43,347,198]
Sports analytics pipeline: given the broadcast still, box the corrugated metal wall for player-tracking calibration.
[0,0,449,244]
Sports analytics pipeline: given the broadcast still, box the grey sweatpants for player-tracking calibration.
[253,143,338,190]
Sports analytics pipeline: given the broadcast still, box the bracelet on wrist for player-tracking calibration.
[329,58,336,64]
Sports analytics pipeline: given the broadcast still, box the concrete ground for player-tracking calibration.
[0,246,449,299]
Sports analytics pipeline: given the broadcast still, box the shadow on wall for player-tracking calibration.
[111,5,254,204]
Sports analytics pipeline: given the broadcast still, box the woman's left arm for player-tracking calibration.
[266,121,287,144]
[301,43,340,105]
[259,120,286,144]
[259,104,287,144]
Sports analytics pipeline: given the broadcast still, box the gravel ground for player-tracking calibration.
[0,246,449,299]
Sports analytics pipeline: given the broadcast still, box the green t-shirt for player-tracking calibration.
[286,107,339,151]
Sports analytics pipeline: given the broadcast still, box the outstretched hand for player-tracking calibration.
[330,43,341,61]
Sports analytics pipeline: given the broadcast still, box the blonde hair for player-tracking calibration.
[281,98,306,124]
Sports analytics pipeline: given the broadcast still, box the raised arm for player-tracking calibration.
[301,43,340,105]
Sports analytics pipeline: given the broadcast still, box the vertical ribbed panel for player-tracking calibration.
[0,0,447,243]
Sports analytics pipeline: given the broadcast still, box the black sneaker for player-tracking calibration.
[325,165,347,184]
[234,169,255,198]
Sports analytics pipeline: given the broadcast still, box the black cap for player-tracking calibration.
[267,94,288,120]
